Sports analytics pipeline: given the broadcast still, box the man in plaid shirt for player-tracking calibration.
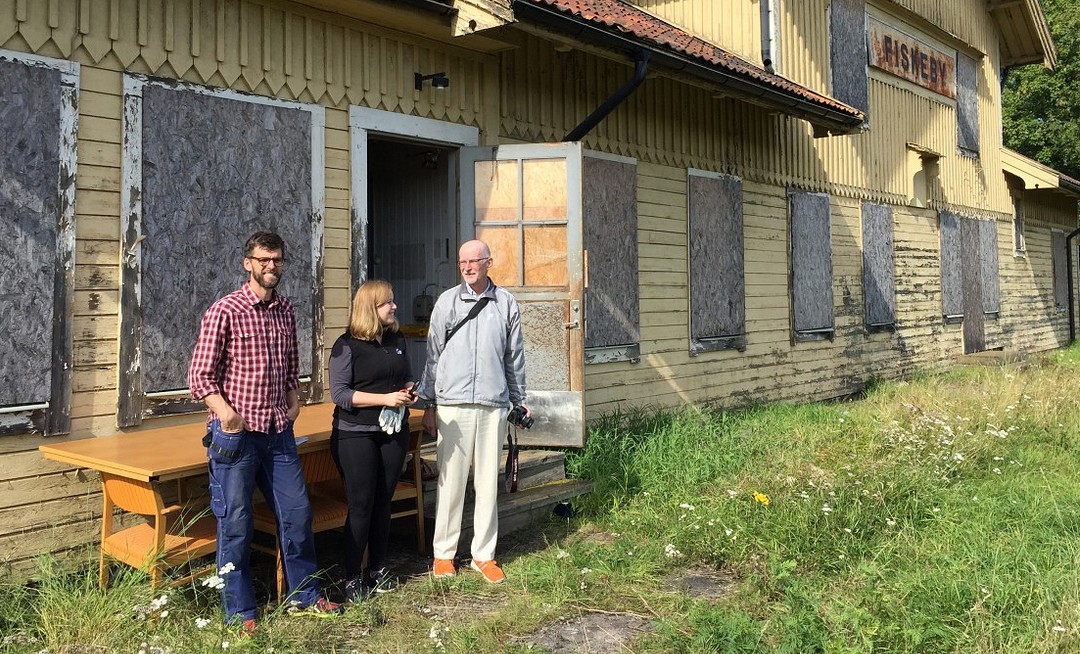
[188,231,340,630]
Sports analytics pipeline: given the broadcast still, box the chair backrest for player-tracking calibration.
[102,475,165,516]
[300,448,340,485]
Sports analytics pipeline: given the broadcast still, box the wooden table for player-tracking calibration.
[39,403,421,587]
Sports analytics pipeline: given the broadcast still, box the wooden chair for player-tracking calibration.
[252,448,349,601]
[313,425,427,552]
[98,473,217,588]
[392,426,426,552]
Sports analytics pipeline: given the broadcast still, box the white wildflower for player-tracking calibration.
[664,543,683,558]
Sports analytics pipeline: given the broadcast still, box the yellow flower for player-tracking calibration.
[753,491,771,506]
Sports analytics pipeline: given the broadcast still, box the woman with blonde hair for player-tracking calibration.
[328,279,416,601]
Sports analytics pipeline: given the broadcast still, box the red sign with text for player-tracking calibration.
[869,18,956,99]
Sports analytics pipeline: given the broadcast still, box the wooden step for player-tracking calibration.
[420,448,568,507]
[425,478,593,550]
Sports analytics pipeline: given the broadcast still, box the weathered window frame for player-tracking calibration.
[862,202,896,330]
[583,151,640,364]
[1012,196,1026,256]
[0,49,78,437]
[688,170,746,354]
[789,189,835,342]
[1052,228,1068,310]
[829,0,869,117]
[118,76,325,427]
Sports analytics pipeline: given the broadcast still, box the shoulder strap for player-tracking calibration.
[444,296,491,345]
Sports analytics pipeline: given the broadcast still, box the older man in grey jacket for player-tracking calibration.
[417,239,529,584]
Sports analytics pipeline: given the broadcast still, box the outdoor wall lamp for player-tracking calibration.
[414,71,450,91]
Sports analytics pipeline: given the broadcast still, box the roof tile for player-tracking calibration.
[521,0,862,120]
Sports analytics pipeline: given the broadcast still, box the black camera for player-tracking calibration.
[507,405,534,430]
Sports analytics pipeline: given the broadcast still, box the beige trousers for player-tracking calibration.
[432,404,504,561]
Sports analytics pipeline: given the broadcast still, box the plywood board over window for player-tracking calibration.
[790,189,834,341]
[939,211,963,320]
[688,170,745,354]
[979,219,1000,316]
[119,76,325,427]
[956,51,980,157]
[0,50,78,436]
[583,152,639,364]
[862,202,895,329]
[830,0,869,116]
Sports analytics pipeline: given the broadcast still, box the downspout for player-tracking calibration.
[564,50,649,141]
[1068,226,1080,342]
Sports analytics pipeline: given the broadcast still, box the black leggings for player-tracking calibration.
[329,426,409,579]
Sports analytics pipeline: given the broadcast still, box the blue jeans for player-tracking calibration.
[207,419,320,622]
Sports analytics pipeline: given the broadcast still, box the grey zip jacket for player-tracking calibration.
[417,282,527,408]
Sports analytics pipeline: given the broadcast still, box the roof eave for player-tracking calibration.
[511,0,864,136]
[990,0,1057,70]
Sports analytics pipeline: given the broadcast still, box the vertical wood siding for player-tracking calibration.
[0,0,493,579]
[624,0,761,65]
[0,0,1074,578]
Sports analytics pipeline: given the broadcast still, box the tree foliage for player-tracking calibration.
[1002,0,1080,181]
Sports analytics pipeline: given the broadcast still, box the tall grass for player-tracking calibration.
[4,349,1080,652]
[565,350,1080,652]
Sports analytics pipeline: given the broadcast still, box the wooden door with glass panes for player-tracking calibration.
[460,143,585,447]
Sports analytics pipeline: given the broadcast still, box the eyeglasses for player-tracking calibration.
[248,256,285,267]
[458,257,490,268]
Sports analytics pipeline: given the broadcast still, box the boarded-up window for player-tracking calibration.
[830,0,868,115]
[940,211,963,318]
[979,219,999,315]
[119,77,324,425]
[583,153,639,362]
[1052,229,1068,309]
[790,189,834,337]
[862,202,895,327]
[689,171,745,353]
[0,52,77,435]
[957,52,979,156]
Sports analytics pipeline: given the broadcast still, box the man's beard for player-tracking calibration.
[253,270,281,290]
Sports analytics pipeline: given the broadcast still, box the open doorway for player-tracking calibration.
[367,138,457,375]
[348,108,480,377]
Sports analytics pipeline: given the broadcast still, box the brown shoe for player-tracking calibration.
[470,559,505,584]
[432,558,456,578]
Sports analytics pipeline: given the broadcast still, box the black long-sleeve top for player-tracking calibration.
[328,330,412,433]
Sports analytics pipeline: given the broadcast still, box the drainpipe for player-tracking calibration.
[1068,226,1080,342]
[564,50,649,141]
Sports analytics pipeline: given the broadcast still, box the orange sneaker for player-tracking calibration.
[432,558,456,578]
[239,619,257,637]
[470,559,505,584]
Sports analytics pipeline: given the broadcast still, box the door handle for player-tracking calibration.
[564,320,579,329]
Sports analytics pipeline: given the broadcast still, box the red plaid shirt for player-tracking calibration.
[188,284,300,433]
